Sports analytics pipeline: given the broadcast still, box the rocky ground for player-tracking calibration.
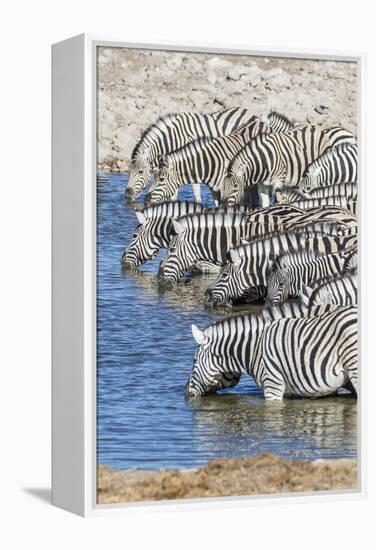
[97,454,357,504]
[97,47,357,173]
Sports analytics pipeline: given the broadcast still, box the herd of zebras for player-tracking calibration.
[121,107,358,402]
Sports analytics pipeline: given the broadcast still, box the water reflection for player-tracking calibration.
[189,394,357,460]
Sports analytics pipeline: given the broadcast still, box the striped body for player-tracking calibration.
[300,143,358,191]
[158,205,308,284]
[126,108,261,199]
[220,125,355,205]
[206,228,357,306]
[304,273,358,307]
[266,246,357,304]
[276,182,358,203]
[281,196,357,216]
[187,305,357,400]
[143,113,295,205]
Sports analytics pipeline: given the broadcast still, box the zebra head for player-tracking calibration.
[158,220,197,285]
[300,165,324,192]
[144,155,180,206]
[266,269,291,304]
[220,169,247,206]
[121,211,162,268]
[185,324,241,397]
[205,246,259,306]
[125,156,152,200]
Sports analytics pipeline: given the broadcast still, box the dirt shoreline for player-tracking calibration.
[97,453,357,504]
[97,48,357,173]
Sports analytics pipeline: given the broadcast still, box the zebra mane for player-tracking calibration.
[305,142,358,175]
[141,200,204,221]
[174,210,253,231]
[131,112,180,161]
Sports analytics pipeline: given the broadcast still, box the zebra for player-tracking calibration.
[121,201,205,269]
[126,108,262,201]
[186,304,357,399]
[205,227,357,306]
[126,109,296,202]
[300,142,358,192]
[144,126,262,207]
[159,204,357,286]
[276,182,358,204]
[266,246,357,304]
[301,273,358,307]
[220,125,356,206]
[122,201,264,270]
[157,205,312,285]
[143,112,297,206]
[276,195,357,216]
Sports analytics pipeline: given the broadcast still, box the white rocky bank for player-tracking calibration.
[97,47,357,173]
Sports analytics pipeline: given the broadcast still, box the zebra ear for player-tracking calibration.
[229,248,242,267]
[135,211,147,225]
[172,219,184,235]
[192,324,208,346]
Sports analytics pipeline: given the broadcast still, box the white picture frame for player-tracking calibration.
[52,34,366,517]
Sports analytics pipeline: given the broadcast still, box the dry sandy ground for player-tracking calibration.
[97,47,357,173]
[97,454,357,504]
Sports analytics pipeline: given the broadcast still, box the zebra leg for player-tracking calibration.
[270,186,276,205]
[192,183,202,203]
[261,373,286,401]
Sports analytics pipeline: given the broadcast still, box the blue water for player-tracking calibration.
[97,173,357,470]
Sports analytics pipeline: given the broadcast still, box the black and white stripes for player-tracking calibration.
[122,107,359,402]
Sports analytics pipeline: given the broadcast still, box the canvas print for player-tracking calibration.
[96,46,358,504]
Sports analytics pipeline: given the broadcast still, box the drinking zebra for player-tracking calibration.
[276,182,358,203]
[301,273,358,307]
[300,142,358,192]
[144,112,298,206]
[121,201,204,269]
[220,125,356,206]
[144,127,259,206]
[126,108,259,201]
[266,246,357,304]
[126,109,295,202]
[205,228,357,306]
[157,206,310,285]
[186,304,357,399]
